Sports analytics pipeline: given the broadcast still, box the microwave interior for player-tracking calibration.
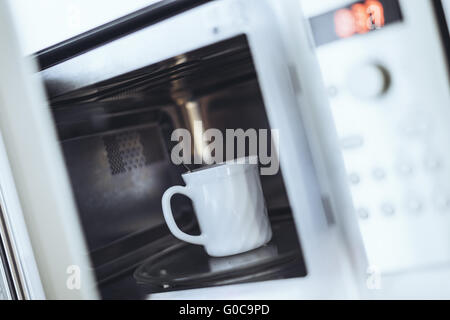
[48,34,307,299]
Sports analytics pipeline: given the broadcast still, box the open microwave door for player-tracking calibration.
[0,1,98,299]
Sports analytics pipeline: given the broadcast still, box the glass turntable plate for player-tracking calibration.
[134,211,307,293]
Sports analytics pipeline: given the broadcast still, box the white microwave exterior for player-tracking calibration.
[0,0,98,300]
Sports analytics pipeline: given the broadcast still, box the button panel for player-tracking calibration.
[320,46,450,273]
[332,97,450,272]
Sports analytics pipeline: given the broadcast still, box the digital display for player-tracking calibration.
[309,0,403,47]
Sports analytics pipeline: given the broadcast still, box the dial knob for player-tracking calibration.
[347,63,390,99]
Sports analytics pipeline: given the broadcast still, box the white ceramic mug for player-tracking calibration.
[161,157,272,257]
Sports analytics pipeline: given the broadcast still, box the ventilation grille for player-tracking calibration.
[103,128,165,175]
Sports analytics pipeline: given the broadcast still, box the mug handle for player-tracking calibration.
[162,186,205,245]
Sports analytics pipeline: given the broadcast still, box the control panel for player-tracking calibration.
[304,0,450,273]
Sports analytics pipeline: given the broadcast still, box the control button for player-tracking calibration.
[435,195,450,212]
[357,208,370,220]
[381,203,395,216]
[349,173,361,185]
[347,63,390,99]
[396,163,414,176]
[406,200,423,214]
[398,108,433,138]
[402,121,431,137]
[424,157,442,171]
[372,168,386,181]
[340,135,364,150]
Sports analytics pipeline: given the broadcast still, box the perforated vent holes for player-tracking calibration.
[103,127,166,175]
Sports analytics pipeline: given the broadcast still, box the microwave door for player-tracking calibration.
[0,130,46,300]
[0,2,98,299]
[0,236,13,299]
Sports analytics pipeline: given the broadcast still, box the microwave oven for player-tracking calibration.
[0,0,362,299]
[2,0,448,300]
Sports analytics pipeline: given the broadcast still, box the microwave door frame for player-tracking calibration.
[0,1,98,300]
[0,131,46,300]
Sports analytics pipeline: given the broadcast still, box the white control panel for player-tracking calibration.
[304,0,450,273]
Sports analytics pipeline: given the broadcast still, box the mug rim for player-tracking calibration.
[182,155,258,178]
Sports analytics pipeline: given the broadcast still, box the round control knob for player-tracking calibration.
[347,63,390,99]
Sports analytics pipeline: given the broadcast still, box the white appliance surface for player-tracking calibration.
[302,0,450,298]
[0,0,97,299]
[8,0,162,55]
